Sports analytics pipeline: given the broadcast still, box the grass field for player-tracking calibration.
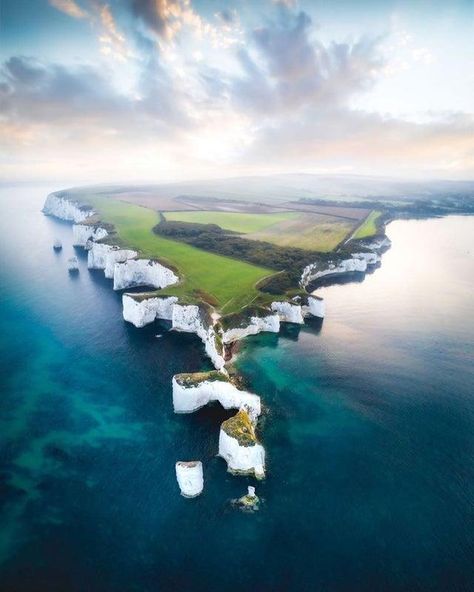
[247,214,355,251]
[85,196,272,313]
[164,210,300,233]
[352,210,382,239]
[165,209,355,251]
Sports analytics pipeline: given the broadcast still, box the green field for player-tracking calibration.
[247,214,355,251]
[352,210,382,239]
[164,210,300,233]
[86,197,272,313]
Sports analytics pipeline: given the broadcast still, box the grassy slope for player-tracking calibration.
[352,210,382,239]
[86,196,272,313]
[164,210,300,233]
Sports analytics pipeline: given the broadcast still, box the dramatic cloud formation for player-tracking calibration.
[1,0,473,182]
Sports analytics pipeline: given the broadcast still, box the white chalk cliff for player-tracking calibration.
[221,314,280,344]
[73,224,109,247]
[172,304,225,370]
[271,301,305,324]
[301,257,367,287]
[218,410,265,479]
[175,461,204,498]
[113,259,179,291]
[172,373,261,417]
[87,242,138,278]
[43,193,94,223]
[305,295,325,319]
[123,293,178,328]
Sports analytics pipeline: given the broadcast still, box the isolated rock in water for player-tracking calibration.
[72,224,108,247]
[43,193,94,223]
[67,256,79,272]
[113,259,178,290]
[172,371,261,417]
[271,301,304,324]
[219,409,265,479]
[53,239,62,250]
[122,294,178,328]
[175,461,204,498]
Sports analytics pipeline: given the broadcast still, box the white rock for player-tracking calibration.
[123,294,178,328]
[104,249,137,279]
[305,296,325,319]
[172,376,261,417]
[87,242,113,269]
[301,257,367,287]
[171,304,225,370]
[352,251,380,265]
[72,224,108,247]
[113,259,178,291]
[43,193,94,223]
[218,428,265,479]
[221,314,280,344]
[175,461,203,498]
[271,301,304,324]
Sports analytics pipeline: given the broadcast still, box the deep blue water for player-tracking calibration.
[0,186,473,592]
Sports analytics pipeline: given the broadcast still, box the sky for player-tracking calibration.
[0,0,473,184]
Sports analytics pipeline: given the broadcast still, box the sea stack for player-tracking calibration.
[67,256,79,272]
[53,239,62,251]
[175,461,204,498]
[218,409,265,479]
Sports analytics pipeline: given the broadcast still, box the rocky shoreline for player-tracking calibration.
[43,191,391,495]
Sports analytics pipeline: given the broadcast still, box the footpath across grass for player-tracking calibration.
[85,196,273,313]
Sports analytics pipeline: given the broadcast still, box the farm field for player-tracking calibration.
[246,213,356,251]
[164,210,300,233]
[352,210,382,239]
[85,196,272,313]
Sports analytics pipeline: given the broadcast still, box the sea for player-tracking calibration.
[0,185,473,591]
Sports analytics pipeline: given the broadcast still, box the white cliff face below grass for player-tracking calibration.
[218,428,265,479]
[221,314,280,344]
[122,294,178,328]
[87,243,138,277]
[172,376,261,417]
[271,301,305,324]
[42,193,94,223]
[73,224,109,247]
[113,259,179,291]
[175,461,204,498]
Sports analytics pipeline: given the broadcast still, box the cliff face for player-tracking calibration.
[172,373,261,417]
[73,224,109,247]
[271,301,305,324]
[301,257,367,287]
[221,314,280,344]
[87,243,138,276]
[42,193,94,223]
[305,295,325,319]
[218,410,265,479]
[113,259,179,291]
[171,304,225,370]
[122,294,178,328]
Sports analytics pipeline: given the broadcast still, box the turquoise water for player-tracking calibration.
[0,186,473,591]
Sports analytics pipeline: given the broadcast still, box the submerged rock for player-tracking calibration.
[175,461,204,498]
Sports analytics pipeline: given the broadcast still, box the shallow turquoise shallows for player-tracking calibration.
[0,186,473,592]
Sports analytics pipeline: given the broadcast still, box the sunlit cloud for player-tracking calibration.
[49,0,89,19]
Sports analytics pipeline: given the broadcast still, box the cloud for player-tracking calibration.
[49,0,88,19]
[230,10,384,116]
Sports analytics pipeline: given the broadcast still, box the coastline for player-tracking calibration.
[42,190,394,489]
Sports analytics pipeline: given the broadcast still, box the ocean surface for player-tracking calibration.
[0,185,473,592]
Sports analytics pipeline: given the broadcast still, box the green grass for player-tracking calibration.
[164,210,300,233]
[85,196,273,313]
[352,210,382,239]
